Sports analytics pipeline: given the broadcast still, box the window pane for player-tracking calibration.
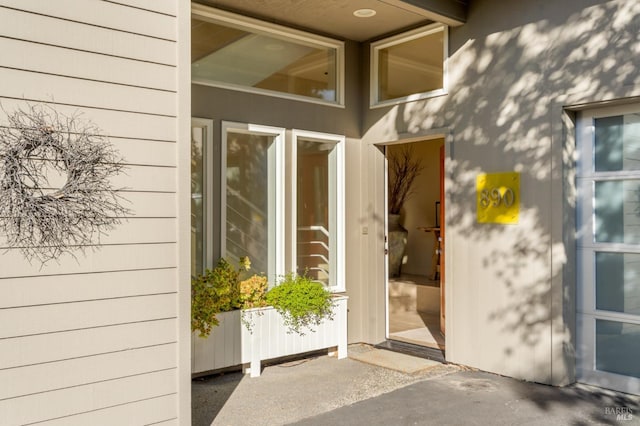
[596,252,640,315]
[191,126,205,275]
[595,114,640,172]
[192,17,338,102]
[226,132,273,275]
[594,180,640,244]
[596,319,640,379]
[297,139,333,286]
[377,29,444,102]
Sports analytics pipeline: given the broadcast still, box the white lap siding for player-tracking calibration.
[0,1,186,425]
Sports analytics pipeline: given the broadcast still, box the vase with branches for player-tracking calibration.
[388,145,424,214]
[387,145,424,277]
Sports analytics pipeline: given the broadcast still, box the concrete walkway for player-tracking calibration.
[192,344,640,426]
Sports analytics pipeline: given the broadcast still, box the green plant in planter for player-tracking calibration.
[191,257,250,337]
[265,273,335,336]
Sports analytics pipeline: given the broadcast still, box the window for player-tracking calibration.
[192,4,344,106]
[191,118,213,275]
[199,123,344,291]
[371,23,448,107]
[222,122,285,284]
[292,130,345,291]
[576,104,640,394]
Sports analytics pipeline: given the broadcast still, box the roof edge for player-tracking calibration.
[386,0,467,26]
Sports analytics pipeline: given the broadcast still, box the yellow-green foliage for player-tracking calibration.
[192,259,335,337]
[239,274,268,309]
[191,258,241,337]
[265,273,334,335]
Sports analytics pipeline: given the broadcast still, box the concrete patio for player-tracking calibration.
[193,344,640,425]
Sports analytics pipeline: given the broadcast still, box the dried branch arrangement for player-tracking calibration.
[388,144,425,215]
[0,103,130,264]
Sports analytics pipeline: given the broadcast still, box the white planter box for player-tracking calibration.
[192,296,348,377]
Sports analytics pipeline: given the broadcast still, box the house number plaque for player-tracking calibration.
[476,172,520,224]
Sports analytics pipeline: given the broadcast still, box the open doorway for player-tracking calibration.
[386,138,445,352]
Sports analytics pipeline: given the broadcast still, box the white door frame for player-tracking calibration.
[576,103,640,395]
[379,134,448,344]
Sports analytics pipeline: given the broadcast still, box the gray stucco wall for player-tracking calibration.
[191,40,376,342]
[361,0,640,385]
[192,39,362,137]
[191,0,640,386]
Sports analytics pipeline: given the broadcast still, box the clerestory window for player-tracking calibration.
[192,4,344,106]
[371,23,448,107]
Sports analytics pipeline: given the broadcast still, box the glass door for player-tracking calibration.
[577,105,640,394]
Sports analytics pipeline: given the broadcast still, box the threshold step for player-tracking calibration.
[375,340,446,364]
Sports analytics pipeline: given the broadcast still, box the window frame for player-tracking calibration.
[191,117,214,275]
[370,23,448,108]
[192,4,345,108]
[576,103,640,395]
[576,105,640,320]
[221,121,286,285]
[291,129,345,292]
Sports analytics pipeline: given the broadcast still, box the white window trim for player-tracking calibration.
[192,4,345,108]
[221,121,286,284]
[576,105,640,258]
[291,129,345,292]
[191,118,215,272]
[370,23,448,108]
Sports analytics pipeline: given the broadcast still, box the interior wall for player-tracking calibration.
[388,139,444,277]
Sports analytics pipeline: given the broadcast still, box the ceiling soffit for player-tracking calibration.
[194,0,466,42]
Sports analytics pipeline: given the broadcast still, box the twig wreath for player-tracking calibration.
[0,103,130,264]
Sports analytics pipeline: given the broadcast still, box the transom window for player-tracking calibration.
[192,4,344,106]
[371,23,448,107]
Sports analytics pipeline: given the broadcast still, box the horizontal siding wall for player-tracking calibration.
[0,1,180,425]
